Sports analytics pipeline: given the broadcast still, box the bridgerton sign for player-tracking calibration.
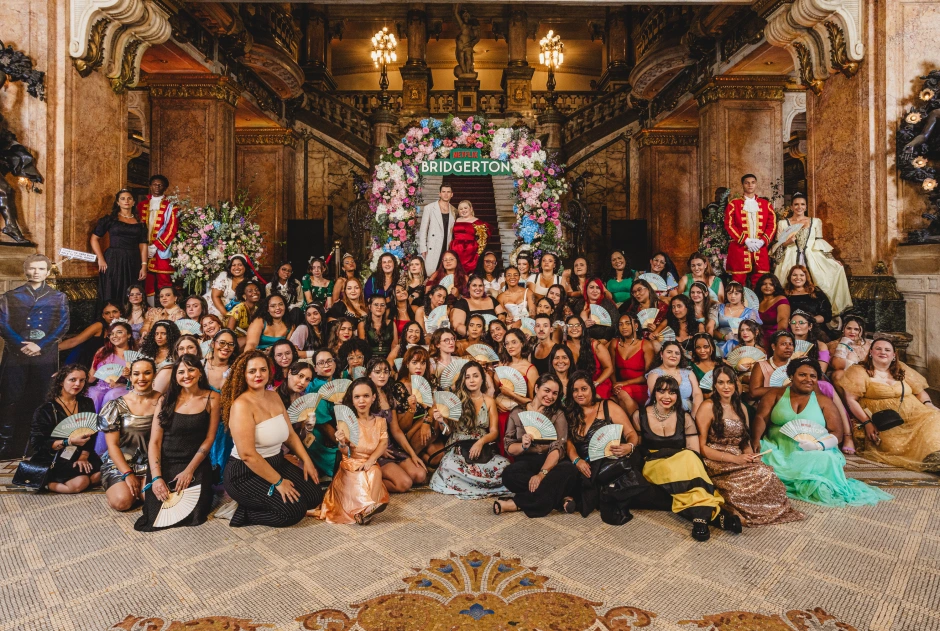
[418,148,512,176]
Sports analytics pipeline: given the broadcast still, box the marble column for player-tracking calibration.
[400,4,432,117]
[635,130,700,262]
[301,6,336,91]
[148,74,237,207]
[235,129,298,270]
[696,75,786,207]
[597,7,631,91]
[501,8,535,117]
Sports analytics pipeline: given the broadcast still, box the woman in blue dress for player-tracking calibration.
[304,348,342,477]
[646,341,704,418]
[751,357,891,507]
[714,282,762,357]
[203,329,240,478]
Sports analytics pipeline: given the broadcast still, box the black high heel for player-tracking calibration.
[691,518,710,541]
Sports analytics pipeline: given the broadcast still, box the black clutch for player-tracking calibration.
[12,459,52,491]
[456,439,496,464]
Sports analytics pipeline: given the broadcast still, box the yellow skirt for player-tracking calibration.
[643,450,724,520]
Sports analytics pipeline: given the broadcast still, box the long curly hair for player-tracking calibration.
[564,315,594,373]
[564,370,597,439]
[158,355,211,429]
[46,364,89,401]
[221,350,273,427]
[666,294,700,338]
[206,328,241,365]
[140,320,181,360]
[708,365,748,447]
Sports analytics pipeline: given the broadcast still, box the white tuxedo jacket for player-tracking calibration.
[417,200,454,273]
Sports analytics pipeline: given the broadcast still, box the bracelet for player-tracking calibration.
[142,476,162,492]
[572,457,581,465]
[267,477,283,497]
[860,420,872,427]
[62,437,70,448]
[120,471,132,481]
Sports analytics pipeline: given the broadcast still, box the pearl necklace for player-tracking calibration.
[651,404,672,422]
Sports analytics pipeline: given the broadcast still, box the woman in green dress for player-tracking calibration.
[751,357,891,507]
[604,250,634,307]
[302,257,334,309]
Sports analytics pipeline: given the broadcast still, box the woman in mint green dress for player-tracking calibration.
[751,357,891,507]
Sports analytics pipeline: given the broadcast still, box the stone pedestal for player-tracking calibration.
[536,108,566,159]
[235,129,298,271]
[696,76,786,207]
[635,129,700,262]
[400,5,432,117]
[454,77,481,115]
[894,244,940,385]
[370,108,399,164]
[148,74,237,207]
[597,8,632,92]
[502,66,535,117]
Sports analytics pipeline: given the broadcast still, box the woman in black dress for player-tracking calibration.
[90,189,148,309]
[28,364,102,493]
[136,355,220,532]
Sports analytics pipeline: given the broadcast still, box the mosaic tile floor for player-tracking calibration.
[1,457,939,631]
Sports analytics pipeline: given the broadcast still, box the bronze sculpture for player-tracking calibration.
[454,4,480,78]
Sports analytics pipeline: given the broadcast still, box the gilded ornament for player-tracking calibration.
[824,21,860,77]
[109,39,142,95]
[793,43,823,95]
[923,178,937,192]
[912,156,928,168]
[906,112,924,124]
[922,89,936,101]
[634,130,698,148]
[72,17,111,78]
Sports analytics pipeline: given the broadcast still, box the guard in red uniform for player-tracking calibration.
[138,175,179,299]
[724,173,777,288]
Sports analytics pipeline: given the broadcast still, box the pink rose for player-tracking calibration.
[533,171,540,177]
[398,221,405,228]
[548,168,556,175]
[398,143,405,150]
[394,151,401,158]
[473,124,481,131]
[537,217,545,224]
[541,201,549,209]
[422,127,430,134]
[408,186,416,195]
[405,148,413,155]
[523,169,531,176]
[408,219,415,226]
[475,142,484,148]
[467,116,474,123]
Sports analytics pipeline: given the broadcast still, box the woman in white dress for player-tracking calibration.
[205,255,254,317]
[770,193,852,315]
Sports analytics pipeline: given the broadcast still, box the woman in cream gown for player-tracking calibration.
[771,193,852,315]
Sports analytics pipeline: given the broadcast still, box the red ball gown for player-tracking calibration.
[450,218,490,274]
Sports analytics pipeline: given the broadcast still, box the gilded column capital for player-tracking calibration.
[634,129,698,149]
[145,74,241,106]
[235,128,299,149]
[694,75,788,107]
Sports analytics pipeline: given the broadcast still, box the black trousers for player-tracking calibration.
[502,452,578,518]
[224,454,323,528]
[0,351,56,456]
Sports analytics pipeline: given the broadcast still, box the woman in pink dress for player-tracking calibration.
[450,200,490,275]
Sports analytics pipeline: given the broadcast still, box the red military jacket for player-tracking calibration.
[723,196,777,275]
[138,196,178,274]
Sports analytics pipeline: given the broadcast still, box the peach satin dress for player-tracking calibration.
[318,415,390,524]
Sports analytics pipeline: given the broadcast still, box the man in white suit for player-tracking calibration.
[418,183,455,273]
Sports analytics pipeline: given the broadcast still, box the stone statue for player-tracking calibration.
[453,4,480,78]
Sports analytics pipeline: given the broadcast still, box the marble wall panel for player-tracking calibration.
[235,143,296,270]
[638,144,700,264]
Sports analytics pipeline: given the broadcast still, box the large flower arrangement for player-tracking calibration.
[170,193,265,295]
[369,115,568,268]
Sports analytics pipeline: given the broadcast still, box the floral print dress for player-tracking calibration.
[429,401,509,499]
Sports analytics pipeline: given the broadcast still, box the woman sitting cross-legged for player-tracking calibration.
[369,358,428,493]
[99,358,162,511]
[695,365,803,526]
[28,365,102,494]
[566,371,671,525]
[429,361,510,499]
[318,378,390,525]
[136,356,220,532]
[752,357,892,507]
[222,351,323,527]
[495,374,578,518]
[394,346,448,466]
[633,375,738,541]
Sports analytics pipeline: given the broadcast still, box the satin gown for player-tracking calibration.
[614,341,648,406]
[318,415,391,524]
[450,219,489,273]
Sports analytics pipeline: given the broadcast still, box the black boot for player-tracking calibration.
[711,510,743,534]
[691,518,710,541]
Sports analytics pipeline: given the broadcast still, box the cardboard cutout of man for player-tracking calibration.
[0,254,69,457]
[724,173,777,287]
[418,183,455,274]
[138,174,179,301]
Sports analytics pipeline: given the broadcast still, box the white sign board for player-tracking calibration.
[59,248,98,263]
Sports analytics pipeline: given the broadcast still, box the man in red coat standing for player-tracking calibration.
[137,174,179,302]
[724,173,777,288]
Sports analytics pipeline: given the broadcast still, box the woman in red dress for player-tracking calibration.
[450,200,490,274]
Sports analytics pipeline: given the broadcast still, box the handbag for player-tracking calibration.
[590,404,642,488]
[12,457,53,491]
[871,381,905,432]
[456,439,496,465]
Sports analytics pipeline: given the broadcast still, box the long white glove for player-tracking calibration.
[744,238,764,252]
[147,245,157,259]
[798,434,839,451]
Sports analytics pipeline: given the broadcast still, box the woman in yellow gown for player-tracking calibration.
[319,378,390,525]
[840,338,940,472]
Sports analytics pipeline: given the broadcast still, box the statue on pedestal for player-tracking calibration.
[454,4,480,79]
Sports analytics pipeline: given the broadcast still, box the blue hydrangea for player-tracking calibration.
[433,139,442,148]
[519,216,539,244]
[420,119,429,128]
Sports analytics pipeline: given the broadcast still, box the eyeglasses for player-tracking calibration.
[371,369,390,376]
[567,323,582,329]
[316,359,335,366]
[215,341,236,348]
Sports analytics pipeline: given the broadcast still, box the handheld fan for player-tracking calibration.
[725,346,766,371]
[318,379,351,403]
[439,358,469,389]
[779,419,829,443]
[175,319,202,336]
[333,404,361,445]
[466,344,499,364]
[518,317,536,336]
[94,363,124,384]
[659,327,676,342]
[519,411,557,440]
[200,341,213,357]
[393,358,403,372]
[793,339,813,357]
[768,364,791,387]
[589,304,611,326]
[588,424,623,461]
[494,366,527,396]
[439,274,455,290]
[636,308,659,329]
[638,273,668,292]
[153,486,201,528]
[350,366,366,380]
[51,412,100,440]
[123,351,147,365]
[698,371,714,392]
[743,287,760,310]
[287,393,322,425]
[725,317,744,335]
[481,314,498,327]
[425,305,449,334]
[411,375,433,407]
[433,391,462,421]
[776,223,803,246]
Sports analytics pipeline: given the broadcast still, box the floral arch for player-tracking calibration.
[369,115,569,268]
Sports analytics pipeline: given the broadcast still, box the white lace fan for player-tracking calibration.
[698,371,714,391]
[318,378,351,403]
[636,308,659,329]
[725,316,744,335]
[768,364,791,387]
[589,304,611,326]
[439,358,469,389]
[287,392,322,425]
[123,351,147,365]
[659,327,676,342]
[333,404,360,445]
[777,223,803,246]
[94,363,124,384]
[792,339,813,358]
[175,319,202,336]
[439,274,455,290]
[588,424,623,461]
[200,341,213,356]
[411,375,433,407]
[433,391,462,421]
[779,419,828,443]
[394,358,403,371]
[519,411,557,440]
[350,366,366,380]
[518,317,536,336]
[153,486,201,528]
[494,366,527,396]
[425,305,449,334]
[466,344,499,364]
[51,412,100,439]
[638,273,668,292]
[481,314,498,327]
[725,346,766,371]
[743,287,760,309]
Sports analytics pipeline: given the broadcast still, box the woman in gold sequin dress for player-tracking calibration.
[695,365,803,526]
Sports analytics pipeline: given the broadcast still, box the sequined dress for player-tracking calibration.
[98,397,152,490]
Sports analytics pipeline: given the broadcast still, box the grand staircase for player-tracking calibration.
[441,175,502,268]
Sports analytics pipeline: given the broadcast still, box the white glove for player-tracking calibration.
[744,238,764,252]
[147,245,157,259]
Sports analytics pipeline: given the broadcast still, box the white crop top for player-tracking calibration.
[230,414,288,459]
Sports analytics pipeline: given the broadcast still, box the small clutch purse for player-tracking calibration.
[12,459,53,491]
